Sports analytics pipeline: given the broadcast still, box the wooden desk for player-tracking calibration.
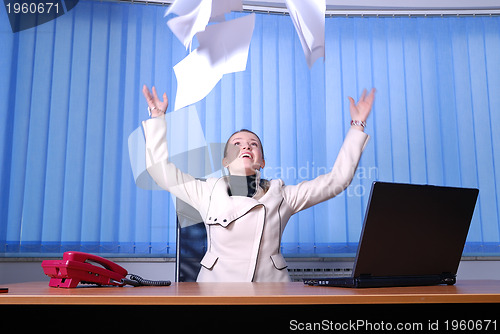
[1,280,500,305]
[2,281,499,332]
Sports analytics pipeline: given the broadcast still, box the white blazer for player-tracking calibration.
[142,116,369,282]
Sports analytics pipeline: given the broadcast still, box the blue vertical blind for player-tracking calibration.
[1,0,499,256]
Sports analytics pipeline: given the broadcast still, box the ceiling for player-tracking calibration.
[246,0,500,10]
[242,0,500,15]
[119,0,500,15]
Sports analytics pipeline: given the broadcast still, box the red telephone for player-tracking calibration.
[42,251,171,288]
[42,251,128,288]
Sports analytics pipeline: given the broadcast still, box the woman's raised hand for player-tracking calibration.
[348,88,375,130]
[142,85,169,117]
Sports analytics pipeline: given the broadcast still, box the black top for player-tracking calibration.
[227,174,259,197]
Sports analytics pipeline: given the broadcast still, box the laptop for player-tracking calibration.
[304,182,479,288]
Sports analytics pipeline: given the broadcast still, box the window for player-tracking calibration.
[1,1,499,257]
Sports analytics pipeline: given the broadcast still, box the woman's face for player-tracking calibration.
[223,131,265,176]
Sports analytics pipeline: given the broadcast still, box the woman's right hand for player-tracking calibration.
[142,85,169,117]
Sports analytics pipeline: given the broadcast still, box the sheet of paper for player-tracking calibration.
[173,49,222,112]
[128,106,210,190]
[197,12,254,73]
[165,0,212,50]
[210,0,243,22]
[128,125,162,190]
[173,13,255,111]
[285,0,325,68]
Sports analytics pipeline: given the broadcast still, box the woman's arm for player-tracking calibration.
[282,88,375,214]
[142,85,209,211]
[282,128,369,214]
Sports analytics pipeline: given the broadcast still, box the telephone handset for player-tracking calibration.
[42,251,171,288]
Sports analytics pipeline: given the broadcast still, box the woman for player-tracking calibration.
[142,85,375,282]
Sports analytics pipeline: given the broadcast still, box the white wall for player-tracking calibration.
[1,259,499,285]
[0,259,176,285]
[457,260,500,280]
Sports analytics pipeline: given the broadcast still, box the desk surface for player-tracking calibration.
[1,280,500,305]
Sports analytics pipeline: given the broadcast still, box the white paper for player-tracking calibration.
[210,0,243,22]
[165,0,213,50]
[285,0,325,68]
[173,49,222,112]
[128,126,163,190]
[173,13,255,111]
[197,12,254,73]
[128,106,210,190]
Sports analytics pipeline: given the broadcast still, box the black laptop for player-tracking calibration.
[305,182,479,288]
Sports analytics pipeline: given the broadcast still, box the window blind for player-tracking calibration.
[0,0,499,256]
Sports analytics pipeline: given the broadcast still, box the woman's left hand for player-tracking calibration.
[143,85,169,117]
[348,88,376,130]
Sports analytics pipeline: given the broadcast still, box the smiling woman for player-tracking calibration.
[223,129,266,176]
[141,85,373,282]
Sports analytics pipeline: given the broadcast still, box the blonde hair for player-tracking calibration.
[223,129,265,159]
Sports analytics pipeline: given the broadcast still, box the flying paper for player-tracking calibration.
[210,0,243,22]
[165,0,212,50]
[173,13,255,111]
[128,106,212,190]
[173,49,221,112]
[285,0,325,68]
[165,0,244,49]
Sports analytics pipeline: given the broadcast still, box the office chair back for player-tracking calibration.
[175,197,207,282]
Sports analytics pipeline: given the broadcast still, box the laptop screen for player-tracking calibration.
[353,182,478,278]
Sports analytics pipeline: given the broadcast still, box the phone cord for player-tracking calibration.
[122,274,171,287]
